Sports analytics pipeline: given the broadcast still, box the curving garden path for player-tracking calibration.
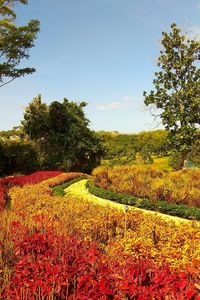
[64,179,195,225]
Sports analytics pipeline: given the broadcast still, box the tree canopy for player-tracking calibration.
[21,95,104,172]
[0,0,40,87]
[189,138,200,167]
[144,23,200,168]
[98,130,169,166]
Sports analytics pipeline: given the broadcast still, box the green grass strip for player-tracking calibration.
[52,176,87,196]
[86,180,200,221]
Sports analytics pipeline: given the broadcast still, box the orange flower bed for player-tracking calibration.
[93,165,200,207]
[0,171,200,298]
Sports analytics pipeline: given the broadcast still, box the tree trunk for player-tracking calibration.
[177,151,188,170]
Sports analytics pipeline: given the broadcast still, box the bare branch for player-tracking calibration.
[0,76,16,87]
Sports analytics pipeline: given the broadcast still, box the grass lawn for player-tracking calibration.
[152,156,172,170]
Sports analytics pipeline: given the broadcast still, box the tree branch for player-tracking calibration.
[0,45,12,58]
[0,77,16,87]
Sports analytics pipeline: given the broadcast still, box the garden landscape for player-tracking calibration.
[0,0,200,299]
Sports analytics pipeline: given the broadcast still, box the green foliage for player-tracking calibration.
[189,139,200,167]
[21,95,104,173]
[98,130,169,166]
[156,201,200,220]
[0,0,40,87]
[22,95,48,141]
[86,180,136,204]
[168,151,182,170]
[135,130,169,156]
[0,128,20,140]
[0,141,6,174]
[0,140,38,176]
[87,180,200,220]
[144,23,200,169]
[98,132,136,162]
[102,156,135,167]
[140,146,154,164]
[52,176,88,196]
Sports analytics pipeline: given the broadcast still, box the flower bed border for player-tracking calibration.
[86,180,200,221]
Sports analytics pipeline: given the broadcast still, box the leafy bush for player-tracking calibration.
[168,151,183,169]
[0,171,63,188]
[92,165,200,208]
[87,180,200,220]
[0,171,64,210]
[0,141,39,176]
[1,228,199,299]
[140,146,154,164]
[21,97,105,173]
[189,139,200,167]
[3,174,200,294]
[52,175,88,196]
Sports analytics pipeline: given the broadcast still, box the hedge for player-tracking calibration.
[52,176,88,196]
[86,180,200,220]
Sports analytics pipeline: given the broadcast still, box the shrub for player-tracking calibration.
[53,175,88,196]
[2,229,199,299]
[92,165,200,208]
[3,176,200,275]
[169,151,183,169]
[87,180,200,220]
[0,171,64,210]
[0,141,39,176]
[189,139,200,167]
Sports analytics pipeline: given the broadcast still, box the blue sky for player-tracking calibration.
[1,0,200,133]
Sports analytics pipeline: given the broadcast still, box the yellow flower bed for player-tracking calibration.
[0,174,199,274]
[93,165,200,207]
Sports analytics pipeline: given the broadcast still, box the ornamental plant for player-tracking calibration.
[1,172,200,298]
[93,165,200,207]
[1,227,200,299]
[0,171,64,210]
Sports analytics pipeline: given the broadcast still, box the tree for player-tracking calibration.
[0,140,6,174]
[0,0,40,87]
[144,23,200,169]
[21,95,104,172]
[2,140,38,175]
[98,130,169,166]
[189,138,200,167]
[0,138,38,176]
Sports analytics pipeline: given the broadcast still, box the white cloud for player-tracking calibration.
[197,2,200,10]
[97,96,133,110]
[122,96,134,101]
[97,102,121,110]
[186,25,200,40]
[97,96,134,111]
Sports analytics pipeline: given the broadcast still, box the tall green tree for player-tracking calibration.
[21,95,104,172]
[189,138,200,167]
[99,130,169,165]
[0,0,40,87]
[144,23,200,169]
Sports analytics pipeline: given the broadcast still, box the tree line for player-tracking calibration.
[1,118,199,176]
[0,95,104,175]
[98,130,200,168]
[0,2,199,174]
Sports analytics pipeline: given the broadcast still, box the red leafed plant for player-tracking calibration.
[1,227,199,299]
[0,171,63,188]
[0,187,6,211]
[0,171,63,211]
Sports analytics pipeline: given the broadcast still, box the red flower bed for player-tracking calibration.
[0,171,63,211]
[0,171,63,187]
[0,187,6,211]
[1,227,199,299]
